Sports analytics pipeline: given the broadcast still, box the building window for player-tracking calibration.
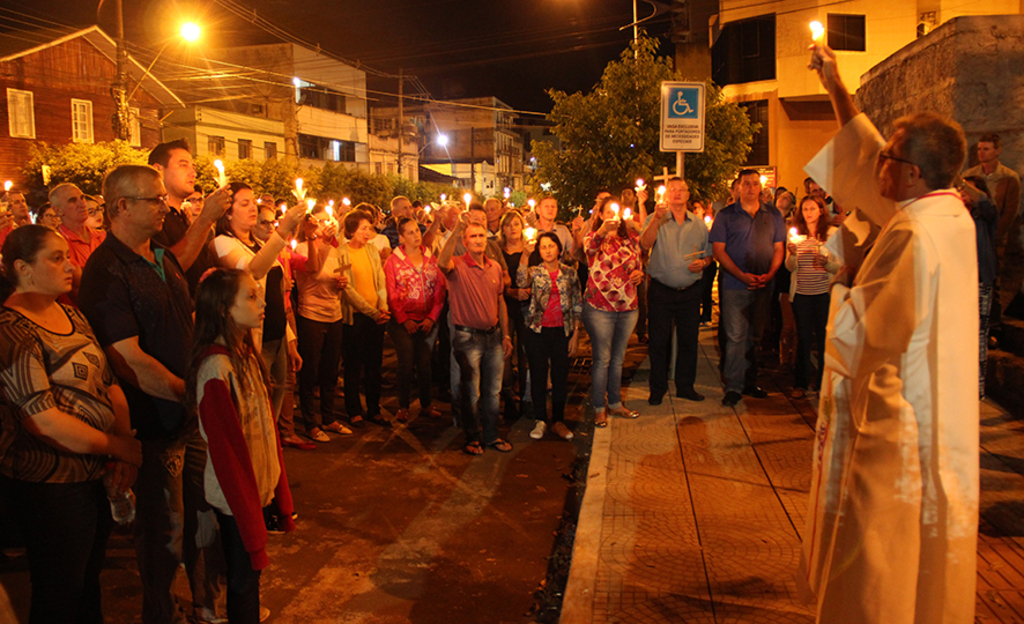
[129,107,141,147]
[828,14,866,52]
[71,99,94,143]
[740,100,769,166]
[208,135,225,156]
[238,139,252,160]
[299,133,356,162]
[7,88,35,138]
[299,84,348,114]
[264,142,277,160]
[711,14,776,86]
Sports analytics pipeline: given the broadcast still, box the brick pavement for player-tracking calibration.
[562,326,1024,624]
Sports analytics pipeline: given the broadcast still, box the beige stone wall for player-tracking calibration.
[855,15,1024,174]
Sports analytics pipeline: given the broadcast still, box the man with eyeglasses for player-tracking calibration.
[148,139,228,296]
[79,164,232,624]
[50,183,105,305]
[801,44,978,624]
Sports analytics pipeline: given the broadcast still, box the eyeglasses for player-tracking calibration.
[258,220,277,227]
[125,195,170,205]
[878,152,917,167]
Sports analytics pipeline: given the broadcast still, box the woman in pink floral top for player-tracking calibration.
[583,197,645,427]
[384,217,447,422]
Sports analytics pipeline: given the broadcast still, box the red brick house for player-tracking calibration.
[0,26,182,188]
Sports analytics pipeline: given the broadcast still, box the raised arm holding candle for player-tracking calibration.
[800,39,979,624]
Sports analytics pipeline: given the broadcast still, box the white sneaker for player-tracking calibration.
[529,420,547,439]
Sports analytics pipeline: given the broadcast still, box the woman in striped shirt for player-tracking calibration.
[784,196,840,398]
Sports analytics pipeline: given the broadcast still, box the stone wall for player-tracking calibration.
[855,15,1024,173]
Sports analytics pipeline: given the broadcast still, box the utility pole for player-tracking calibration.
[397,68,403,177]
[111,0,131,140]
[633,0,639,57]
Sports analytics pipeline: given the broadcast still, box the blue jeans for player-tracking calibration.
[452,325,504,444]
[582,303,638,411]
[720,287,773,393]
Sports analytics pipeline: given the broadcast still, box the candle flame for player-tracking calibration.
[425,205,432,214]
[704,215,712,225]
[440,193,447,202]
[524,226,537,241]
[623,207,632,219]
[290,239,297,250]
[342,197,351,206]
[3,180,10,192]
[463,192,472,207]
[325,205,333,217]
[295,178,304,193]
[306,198,316,212]
[528,199,536,208]
[810,21,825,42]
[657,185,666,199]
[635,178,644,188]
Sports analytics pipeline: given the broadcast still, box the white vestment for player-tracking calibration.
[801,114,979,624]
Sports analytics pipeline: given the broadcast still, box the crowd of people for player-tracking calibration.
[0,110,1016,623]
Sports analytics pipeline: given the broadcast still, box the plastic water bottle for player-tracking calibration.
[108,488,136,525]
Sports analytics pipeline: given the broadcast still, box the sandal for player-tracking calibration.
[463,441,484,456]
[486,438,513,453]
[594,411,608,428]
[306,428,329,443]
[609,406,640,419]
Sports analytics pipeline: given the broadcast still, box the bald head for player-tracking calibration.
[49,183,88,227]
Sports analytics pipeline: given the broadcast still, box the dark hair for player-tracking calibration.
[794,196,831,240]
[594,196,629,239]
[467,201,486,215]
[978,133,1001,149]
[148,139,192,167]
[397,216,419,237]
[31,203,54,220]
[185,268,269,415]
[963,175,991,198]
[535,231,563,258]
[894,112,966,191]
[0,225,61,301]
[343,208,371,238]
[215,182,254,237]
[737,169,760,183]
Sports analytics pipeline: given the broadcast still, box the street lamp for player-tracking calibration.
[180,22,201,43]
[124,22,202,106]
[621,0,672,52]
[436,133,449,147]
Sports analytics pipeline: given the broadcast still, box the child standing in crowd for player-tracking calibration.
[187,268,295,624]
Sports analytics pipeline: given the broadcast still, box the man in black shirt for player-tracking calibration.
[79,164,230,624]
[148,139,228,296]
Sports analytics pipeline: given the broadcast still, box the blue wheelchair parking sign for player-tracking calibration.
[667,88,699,119]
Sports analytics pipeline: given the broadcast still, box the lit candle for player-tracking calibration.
[290,239,298,251]
[635,178,646,193]
[3,181,11,192]
[527,199,536,209]
[704,215,712,226]
[759,174,768,187]
[611,202,621,221]
[306,198,316,213]
[440,193,447,202]
[463,192,472,208]
[524,226,537,242]
[342,197,351,207]
[623,207,632,220]
[810,20,825,43]
[293,178,305,202]
[325,204,333,218]
[789,226,807,244]
[424,204,432,214]
[656,185,666,203]
[213,159,227,187]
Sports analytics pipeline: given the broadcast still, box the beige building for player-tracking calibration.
[676,0,1023,194]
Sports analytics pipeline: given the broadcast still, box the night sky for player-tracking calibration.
[3,0,676,115]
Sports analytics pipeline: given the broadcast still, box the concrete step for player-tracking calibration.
[999,317,1024,358]
[987,349,1024,419]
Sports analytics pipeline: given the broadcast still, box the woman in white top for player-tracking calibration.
[784,196,840,398]
[210,183,309,443]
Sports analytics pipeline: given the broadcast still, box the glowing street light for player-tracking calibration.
[180,22,201,43]
[436,133,450,147]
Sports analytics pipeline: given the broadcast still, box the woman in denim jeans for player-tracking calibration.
[582,197,645,427]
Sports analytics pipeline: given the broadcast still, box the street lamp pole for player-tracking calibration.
[111,0,130,140]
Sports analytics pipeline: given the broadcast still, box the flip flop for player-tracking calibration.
[463,441,484,456]
[486,438,513,453]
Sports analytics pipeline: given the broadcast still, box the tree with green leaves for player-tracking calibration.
[532,36,757,216]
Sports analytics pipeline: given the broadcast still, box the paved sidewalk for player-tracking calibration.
[562,326,1024,624]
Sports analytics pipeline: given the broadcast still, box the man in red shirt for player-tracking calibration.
[51,183,105,304]
[439,218,514,455]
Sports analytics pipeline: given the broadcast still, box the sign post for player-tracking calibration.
[660,81,706,178]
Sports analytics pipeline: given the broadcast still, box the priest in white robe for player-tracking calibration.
[800,44,979,624]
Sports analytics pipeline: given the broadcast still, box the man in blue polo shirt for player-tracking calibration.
[641,177,711,404]
[710,169,785,407]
